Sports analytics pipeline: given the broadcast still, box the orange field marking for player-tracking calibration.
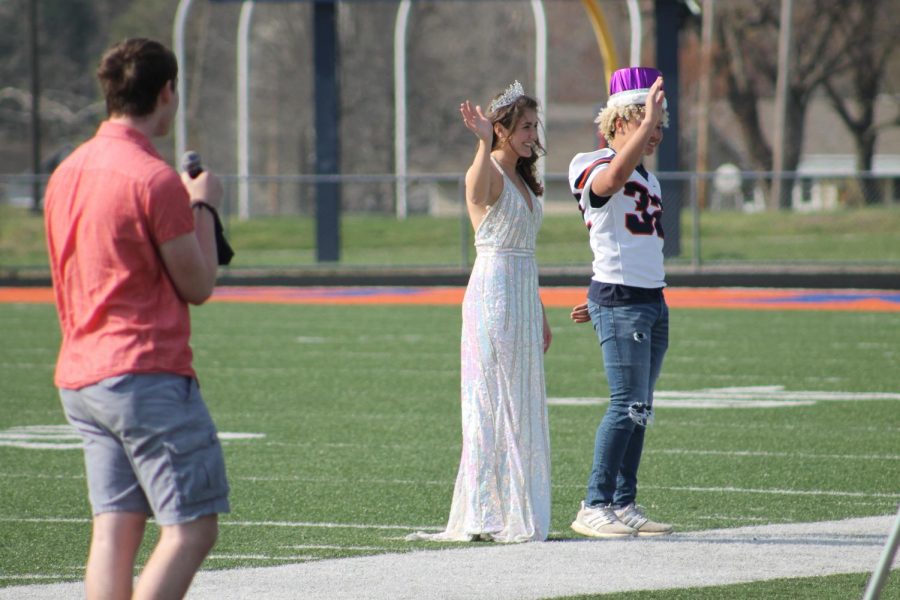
[0,288,55,304]
[1,286,897,312]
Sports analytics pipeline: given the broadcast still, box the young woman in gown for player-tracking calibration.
[409,81,552,543]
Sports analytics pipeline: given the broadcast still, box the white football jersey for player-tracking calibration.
[568,148,666,288]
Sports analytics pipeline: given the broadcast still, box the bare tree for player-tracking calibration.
[713,0,856,208]
[406,2,534,174]
[820,0,899,204]
[0,0,130,173]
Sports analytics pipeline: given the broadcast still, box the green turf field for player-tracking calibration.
[0,300,897,598]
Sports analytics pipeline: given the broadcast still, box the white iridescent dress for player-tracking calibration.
[412,158,551,543]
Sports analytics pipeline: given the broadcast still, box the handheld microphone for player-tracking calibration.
[181,151,204,178]
[179,150,235,266]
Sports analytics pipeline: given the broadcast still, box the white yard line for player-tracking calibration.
[0,517,89,524]
[0,576,76,581]
[221,520,438,531]
[638,485,899,499]
[1,515,896,600]
[279,545,394,551]
[0,517,439,531]
[548,386,900,410]
[650,448,900,461]
[205,555,320,562]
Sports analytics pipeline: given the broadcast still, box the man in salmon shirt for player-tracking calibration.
[44,38,229,600]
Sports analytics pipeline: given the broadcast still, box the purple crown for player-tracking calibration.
[607,67,665,108]
[609,67,661,95]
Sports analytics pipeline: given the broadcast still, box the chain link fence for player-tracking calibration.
[2,170,898,272]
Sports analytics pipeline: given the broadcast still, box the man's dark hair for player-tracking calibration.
[97,38,178,118]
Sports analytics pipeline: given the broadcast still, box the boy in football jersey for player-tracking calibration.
[566,67,673,538]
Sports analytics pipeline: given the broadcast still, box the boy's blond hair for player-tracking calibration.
[595,104,669,143]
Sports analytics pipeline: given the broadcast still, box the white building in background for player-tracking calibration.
[790,154,900,212]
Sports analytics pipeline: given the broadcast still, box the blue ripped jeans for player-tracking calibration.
[585,297,668,507]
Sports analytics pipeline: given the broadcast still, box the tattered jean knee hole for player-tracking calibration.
[633,331,646,342]
[629,402,654,426]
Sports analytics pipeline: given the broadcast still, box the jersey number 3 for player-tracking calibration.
[624,181,664,238]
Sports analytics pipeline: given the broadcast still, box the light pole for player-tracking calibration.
[29,0,42,212]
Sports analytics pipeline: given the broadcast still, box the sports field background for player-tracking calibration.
[1,288,898,598]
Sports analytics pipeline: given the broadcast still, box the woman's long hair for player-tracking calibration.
[488,94,545,197]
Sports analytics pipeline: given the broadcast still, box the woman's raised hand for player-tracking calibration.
[460,100,493,143]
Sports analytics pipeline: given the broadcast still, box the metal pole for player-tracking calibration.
[531,0,547,180]
[237,1,254,220]
[626,0,642,66]
[655,0,681,257]
[771,0,794,210]
[690,174,701,272]
[173,0,194,161]
[863,504,900,600]
[314,1,341,262]
[393,0,411,220]
[28,0,42,212]
[694,0,714,211]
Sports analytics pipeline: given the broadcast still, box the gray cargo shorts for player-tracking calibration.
[61,373,230,526]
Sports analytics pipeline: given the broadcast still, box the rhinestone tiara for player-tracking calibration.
[489,80,525,113]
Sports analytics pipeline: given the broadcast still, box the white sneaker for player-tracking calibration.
[614,503,673,536]
[571,502,636,538]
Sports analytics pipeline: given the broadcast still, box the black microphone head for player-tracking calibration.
[181,151,203,178]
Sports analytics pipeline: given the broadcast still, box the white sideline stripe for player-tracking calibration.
[1,515,894,600]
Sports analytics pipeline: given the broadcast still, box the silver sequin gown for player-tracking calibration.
[420,158,551,543]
